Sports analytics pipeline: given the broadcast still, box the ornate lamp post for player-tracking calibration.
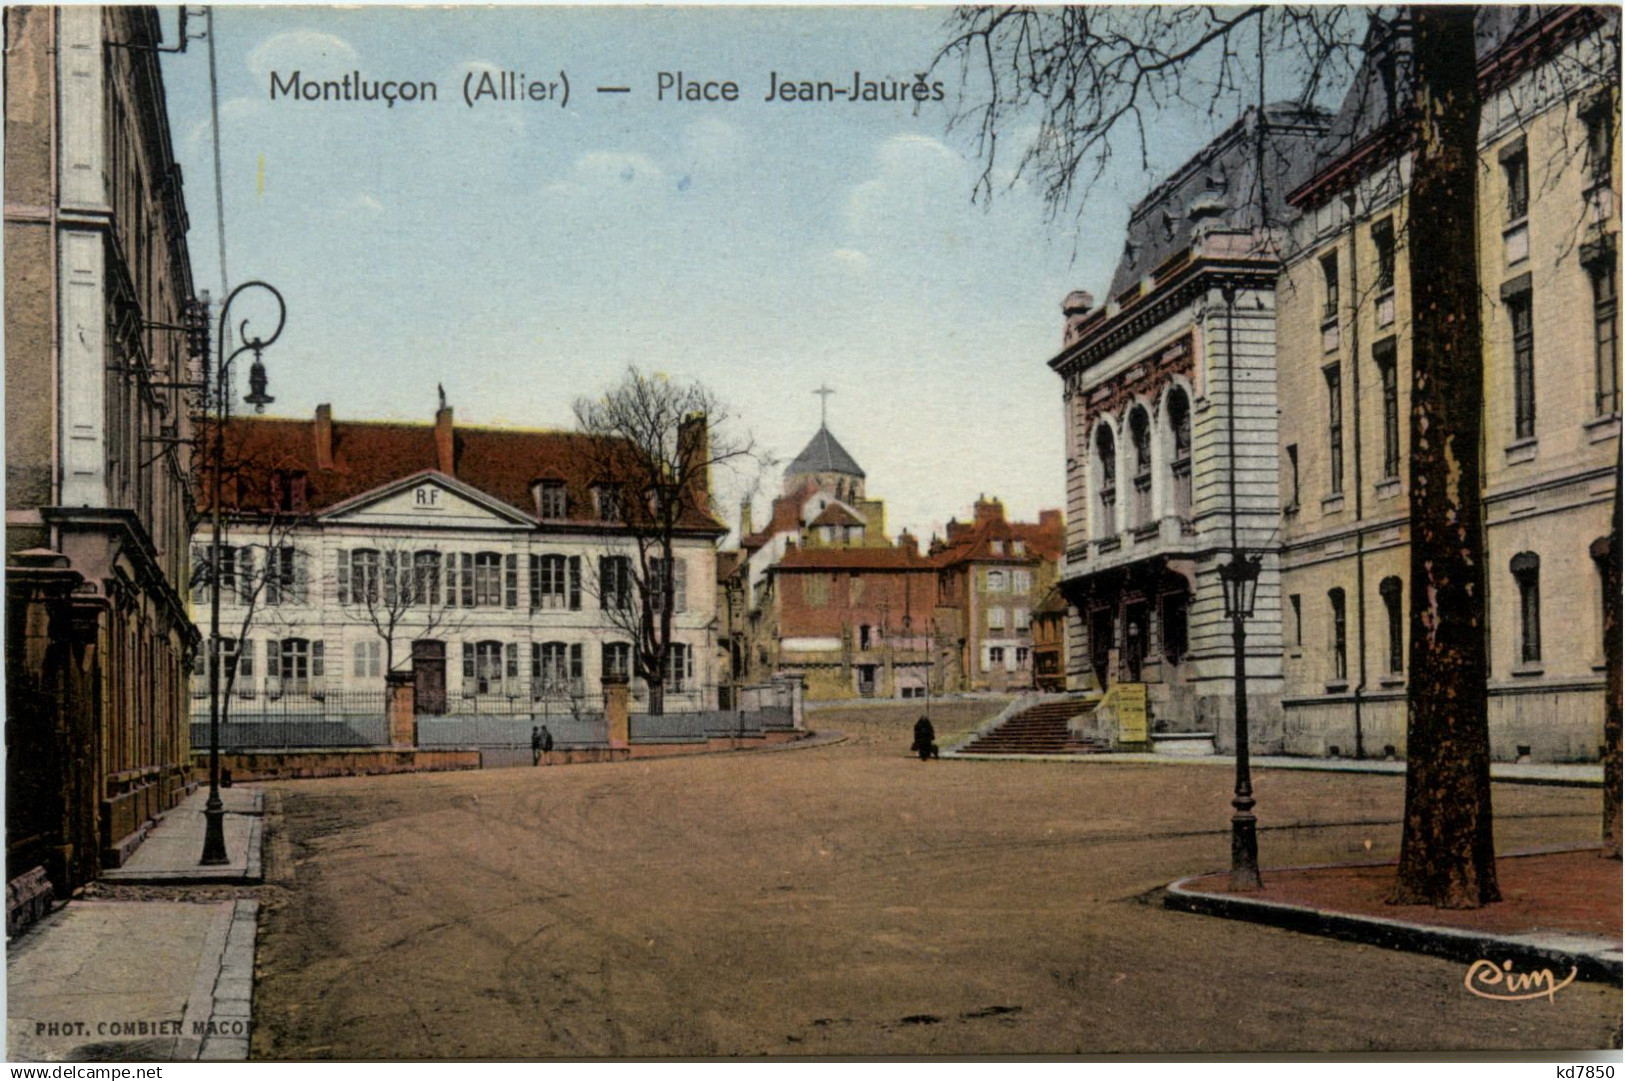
[201,281,286,865]
[1218,546,1263,891]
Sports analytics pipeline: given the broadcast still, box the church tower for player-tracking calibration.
[783,424,866,502]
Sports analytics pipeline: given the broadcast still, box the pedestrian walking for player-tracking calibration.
[531,725,543,767]
[911,715,938,761]
[540,724,554,765]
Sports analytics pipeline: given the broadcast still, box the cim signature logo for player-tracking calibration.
[1464,958,1578,1002]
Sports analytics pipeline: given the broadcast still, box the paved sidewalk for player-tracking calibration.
[1167,846,1622,985]
[944,748,1603,786]
[102,785,264,884]
[7,899,258,1061]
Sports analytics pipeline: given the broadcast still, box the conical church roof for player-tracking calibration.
[786,425,865,479]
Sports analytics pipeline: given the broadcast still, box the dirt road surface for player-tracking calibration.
[249,702,1621,1058]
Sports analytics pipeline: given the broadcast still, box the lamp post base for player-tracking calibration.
[1230,808,1262,891]
[199,796,229,866]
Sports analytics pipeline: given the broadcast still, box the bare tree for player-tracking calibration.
[933,5,1613,906]
[573,367,756,715]
[189,512,300,719]
[332,537,468,684]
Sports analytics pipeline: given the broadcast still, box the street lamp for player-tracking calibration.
[201,281,286,865]
[1218,546,1263,891]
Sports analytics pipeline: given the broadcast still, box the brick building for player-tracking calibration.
[5,6,204,894]
[722,421,937,700]
[929,497,1064,693]
[1276,7,1619,761]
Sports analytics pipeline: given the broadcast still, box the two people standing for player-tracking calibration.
[531,724,554,766]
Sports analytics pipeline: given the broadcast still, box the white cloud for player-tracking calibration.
[825,248,871,273]
[842,134,968,239]
[679,118,745,173]
[573,151,665,187]
[245,30,360,80]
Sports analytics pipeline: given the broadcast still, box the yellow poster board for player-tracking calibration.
[1114,682,1148,743]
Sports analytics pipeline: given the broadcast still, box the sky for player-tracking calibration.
[157,5,1254,543]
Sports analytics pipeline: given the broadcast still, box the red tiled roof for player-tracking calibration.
[932,510,1064,568]
[741,478,819,549]
[808,503,864,529]
[774,545,936,572]
[204,414,726,533]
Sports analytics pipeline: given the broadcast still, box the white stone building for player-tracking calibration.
[190,402,724,716]
[1050,104,1332,748]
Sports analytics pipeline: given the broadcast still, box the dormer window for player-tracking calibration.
[1012,540,1026,557]
[272,470,308,513]
[535,480,567,519]
[990,539,1005,555]
[593,484,623,523]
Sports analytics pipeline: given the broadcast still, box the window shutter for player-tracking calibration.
[383,551,397,607]
[570,643,583,680]
[529,554,541,609]
[237,547,255,605]
[505,554,518,608]
[530,642,541,679]
[674,558,687,614]
[461,553,475,608]
[191,545,208,602]
[505,642,518,679]
[312,640,325,679]
[294,549,309,604]
[462,642,474,680]
[569,556,581,610]
[268,638,281,680]
[599,557,610,610]
[337,549,350,605]
[685,643,694,679]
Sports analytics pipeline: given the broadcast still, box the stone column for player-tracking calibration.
[782,671,807,730]
[386,671,416,749]
[603,673,630,749]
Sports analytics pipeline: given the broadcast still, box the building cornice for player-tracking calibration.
[1049,252,1278,379]
[40,506,199,644]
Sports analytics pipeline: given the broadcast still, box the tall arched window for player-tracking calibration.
[1129,406,1153,528]
[1167,388,1192,520]
[1095,425,1117,540]
[1328,588,1348,682]
[1379,576,1403,675]
[1511,552,1541,664]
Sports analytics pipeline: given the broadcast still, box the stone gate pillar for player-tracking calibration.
[603,673,630,750]
[386,671,416,748]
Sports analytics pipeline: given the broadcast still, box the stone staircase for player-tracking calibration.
[961,696,1102,755]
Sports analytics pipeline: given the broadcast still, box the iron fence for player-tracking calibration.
[417,714,608,750]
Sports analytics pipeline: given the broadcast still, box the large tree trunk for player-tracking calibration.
[1603,438,1622,859]
[1392,5,1500,908]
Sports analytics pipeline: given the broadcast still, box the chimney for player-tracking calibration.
[435,403,455,476]
[974,496,1005,527]
[898,530,918,556]
[314,403,334,470]
[679,412,710,505]
[740,497,754,539]
[1063,290,1095,346]
[1039,509,1064,536]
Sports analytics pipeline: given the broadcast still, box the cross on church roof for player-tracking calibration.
[813,383,835,427]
